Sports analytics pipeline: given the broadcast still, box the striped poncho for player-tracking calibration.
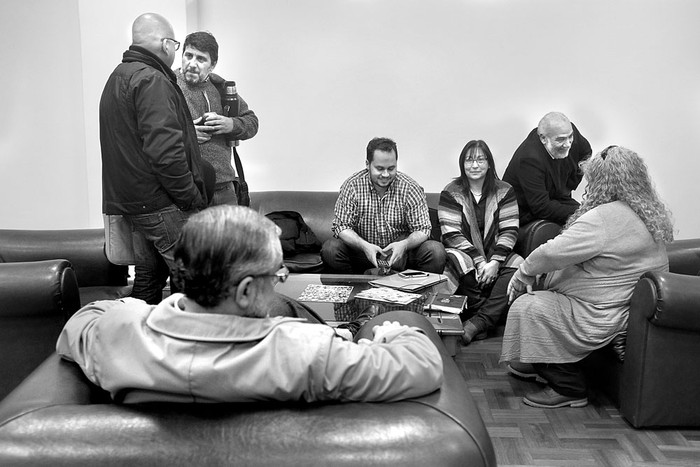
[438,179,523,290]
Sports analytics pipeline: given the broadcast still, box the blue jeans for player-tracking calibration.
[321,238,446,274]
[126,205,192,304]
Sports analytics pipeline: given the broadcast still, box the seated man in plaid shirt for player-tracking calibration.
[322,137,446,274]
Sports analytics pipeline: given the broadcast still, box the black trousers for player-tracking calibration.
[533,362,587,398]
[456,267,516,332]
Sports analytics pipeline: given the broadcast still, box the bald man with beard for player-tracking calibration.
[100,13,214,305]
[503,112,592,226]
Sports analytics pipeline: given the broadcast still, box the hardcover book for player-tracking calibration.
[424,293,468,314]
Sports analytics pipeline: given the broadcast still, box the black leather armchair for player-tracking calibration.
[583,238,700,428]
[0,260,80,400]
[0,228,131,305]
[0,310,496,466]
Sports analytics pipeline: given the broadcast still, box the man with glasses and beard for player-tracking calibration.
[57,206,443,403]
[503,112,592,226]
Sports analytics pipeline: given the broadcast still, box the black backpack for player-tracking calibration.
[265,211,322,258]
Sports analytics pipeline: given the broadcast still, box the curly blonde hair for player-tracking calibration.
[564,146,674,243]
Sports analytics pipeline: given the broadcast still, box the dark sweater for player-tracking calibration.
[503,123,591,225]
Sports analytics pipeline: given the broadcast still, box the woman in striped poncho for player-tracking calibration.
[438,140,523,345]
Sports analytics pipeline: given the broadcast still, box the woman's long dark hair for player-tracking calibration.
[456,140,499,197]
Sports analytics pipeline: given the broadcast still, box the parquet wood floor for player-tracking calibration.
[455,330,700,467]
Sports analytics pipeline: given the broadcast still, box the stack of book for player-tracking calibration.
[424,293,467,314]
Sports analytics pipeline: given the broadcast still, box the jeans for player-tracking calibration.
[126,205,192,305]
[321,238,446,274]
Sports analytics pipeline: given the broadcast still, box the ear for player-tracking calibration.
[234,276,257,309]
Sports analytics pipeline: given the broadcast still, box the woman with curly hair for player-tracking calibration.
[501,145,673,408]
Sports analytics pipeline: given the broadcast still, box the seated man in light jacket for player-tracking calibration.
[57,205,443,403]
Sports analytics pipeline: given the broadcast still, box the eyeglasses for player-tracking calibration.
[465,157,488,166]
[162,37,181,51]
[255,265,289,285]
[600,145,617,160]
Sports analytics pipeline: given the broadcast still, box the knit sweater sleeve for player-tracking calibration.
[438,186,482,264]
[490,185,520,262]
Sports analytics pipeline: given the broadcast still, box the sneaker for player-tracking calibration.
[337,305,378,336]
[507,361,547,384]
[523,386,588,408]
[462,320,487,345]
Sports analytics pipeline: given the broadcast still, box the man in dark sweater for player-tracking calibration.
[176,31,258,206]
[503,112,592,226]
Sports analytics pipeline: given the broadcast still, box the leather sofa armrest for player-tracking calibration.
[666,238,700,276]
[636,271,700,332]
[513,220,562,258]
[0,260,81,400]
[0,260,80,320]
[621,269,700,427]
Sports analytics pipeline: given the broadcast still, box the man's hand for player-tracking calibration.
[382,240,408,268]
[361,243,385,267]
[194,116,213,143]
[371,321,411,343]
[201,112,234,135]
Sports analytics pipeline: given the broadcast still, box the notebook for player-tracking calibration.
[369,269,447,292]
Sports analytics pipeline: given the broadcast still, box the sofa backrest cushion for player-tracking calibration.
[0,229,128,288]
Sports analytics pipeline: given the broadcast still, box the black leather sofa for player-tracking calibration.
[0,228,131,305]
[0,303,496,466]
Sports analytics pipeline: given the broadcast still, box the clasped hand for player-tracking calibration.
[364,241,407,269]
[476,260,499,287]
[194,113,234,143]
[358,321,409,345]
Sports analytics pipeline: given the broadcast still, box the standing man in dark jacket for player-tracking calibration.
[503,112,592,226]
[100,12,212,304]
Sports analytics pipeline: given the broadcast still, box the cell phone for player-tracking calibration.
[398,271,428,279]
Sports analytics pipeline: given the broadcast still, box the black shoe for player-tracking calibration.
[337,305,378,336]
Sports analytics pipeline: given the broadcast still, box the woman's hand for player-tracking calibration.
[507,270,536,304]
[477,260,500,287]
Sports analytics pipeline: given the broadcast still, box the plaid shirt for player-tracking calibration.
[332,170,432,248]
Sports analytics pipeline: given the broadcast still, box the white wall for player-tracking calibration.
[199,0,700,238]
[1,0,699,239]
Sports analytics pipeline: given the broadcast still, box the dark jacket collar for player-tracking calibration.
[123,45,177,83]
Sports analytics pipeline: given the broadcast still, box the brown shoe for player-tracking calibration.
[462,320,487,345]
[523,387,588,408]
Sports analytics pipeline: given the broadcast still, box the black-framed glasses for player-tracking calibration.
[255,264,289,285]
[600,145,617,160]
[162,37,181,51]
[465,156,488,166]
